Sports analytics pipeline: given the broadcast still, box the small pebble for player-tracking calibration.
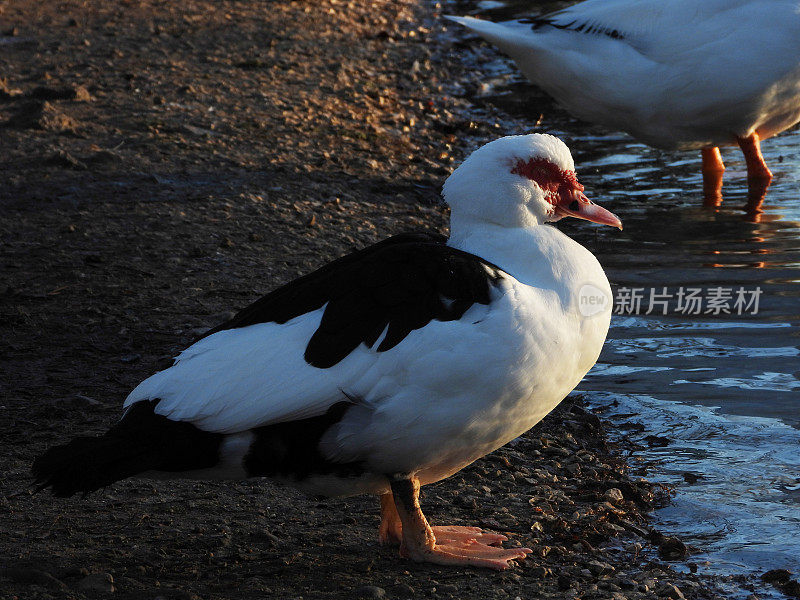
[530,566,550,578]
[77,572,115,593]
[557,574,572,590]
[354,585,385,600]
[656,583,686,599]
[436,583,458,594]
[393,582,415,597]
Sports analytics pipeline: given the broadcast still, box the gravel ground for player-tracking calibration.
[2,0,729,598]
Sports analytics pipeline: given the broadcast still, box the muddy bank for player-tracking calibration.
[2,0,720,598]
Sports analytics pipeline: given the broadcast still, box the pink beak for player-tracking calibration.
[554,189,622,230]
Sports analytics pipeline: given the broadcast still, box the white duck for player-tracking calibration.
[33,134,620,570]
[448,1,800,192]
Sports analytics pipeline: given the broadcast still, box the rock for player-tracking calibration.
[604,488,624,504]
[29,85,91,101]
[586,560,614,576]
[0,567,68,591]
[656,583,686,599]
[77,572,115,593]
[556,574,572,590]
[72,85,93,102]
[5,101,77,132]
[783,580,800,597]
[45,150,86,170]
[657,536,688,560]
[682,472,703,484]
[62,566,91,578]
[85,150,120,165]
[393,583,415,597]
[0,78,22,100]
[251,529,283,547]
[354,585,385,599]
[762,569,792,584]
[436,583,458,594]
[530,566,551,578]
[644,435,671,447]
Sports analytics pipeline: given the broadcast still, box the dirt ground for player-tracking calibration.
[2,1,725,598]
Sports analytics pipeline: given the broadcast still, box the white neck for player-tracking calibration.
[447,217,608,302]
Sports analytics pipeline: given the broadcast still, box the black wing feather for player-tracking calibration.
[201,231,505,368]
[521,15,625,40]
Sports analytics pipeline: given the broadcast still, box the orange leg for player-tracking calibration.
[737,133,772,180]
[702,147,725,174]
[388,476,531,570]
[701,147,725,207]
[380,492,507,548]
[379,493,403,545]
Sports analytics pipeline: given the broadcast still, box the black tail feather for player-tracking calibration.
[32,400,224,497]
[32,436,154,497]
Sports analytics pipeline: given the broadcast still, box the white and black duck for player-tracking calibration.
[33,134,621,569]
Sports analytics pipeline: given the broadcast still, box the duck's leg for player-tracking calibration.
[735,133,772,214]
[379,492,403,545]
[701,147,725,206]
[737,133,772,180]
[702,147,725,174]
[388,476,531,570]
[379,492,508,547]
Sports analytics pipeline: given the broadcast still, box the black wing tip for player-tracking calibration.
[520,16,625,40]
[31,448,98,498]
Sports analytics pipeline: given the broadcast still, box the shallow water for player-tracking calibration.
[454,0,800,592]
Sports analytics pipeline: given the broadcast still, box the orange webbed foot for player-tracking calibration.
[386,478,531,570]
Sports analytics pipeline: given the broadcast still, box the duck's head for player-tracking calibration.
[443,134,622,230]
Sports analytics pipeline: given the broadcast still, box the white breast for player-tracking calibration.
[317,225,611,489]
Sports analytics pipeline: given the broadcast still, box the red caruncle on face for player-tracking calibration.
[510,157,584,206]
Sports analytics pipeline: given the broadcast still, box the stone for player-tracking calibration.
[436,583,458,594]
[587,560,614,576]
[0,567,68,591]
[658,537,688,560]
[354,585,386,599]
[557,574,572,590]
[782,580,800,597]
[762,569,792,584]
[393,583,415,597]
[530,566,550,578]
[6,101,77,132]
[656,583,686,599]
[77,572,115,593]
